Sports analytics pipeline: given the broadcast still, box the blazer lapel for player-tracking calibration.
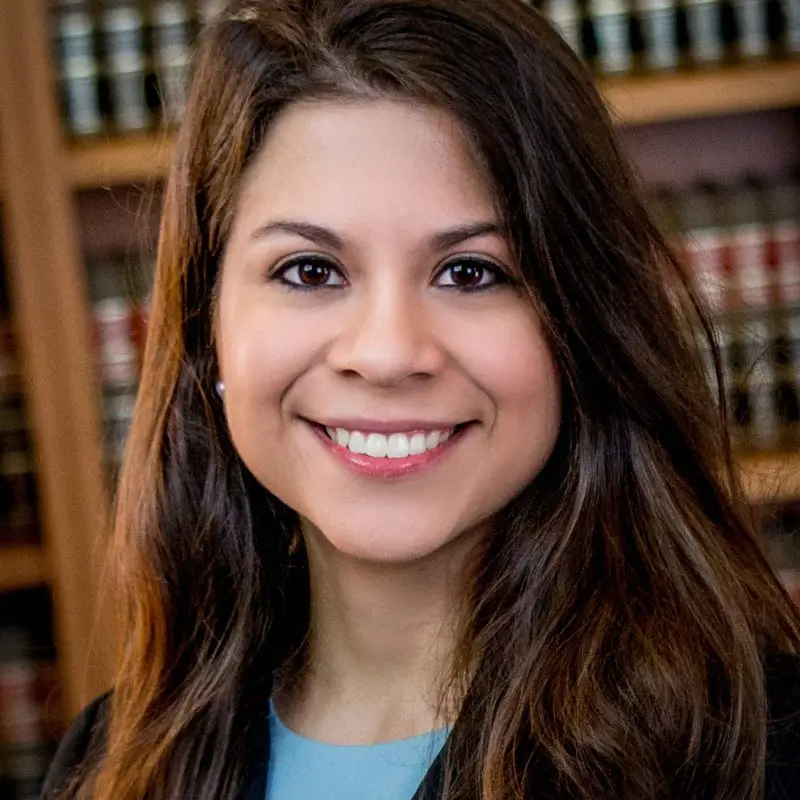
[412,750,445,799]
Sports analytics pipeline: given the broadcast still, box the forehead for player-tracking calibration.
[234,98,499,229]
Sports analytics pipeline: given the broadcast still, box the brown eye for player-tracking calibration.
[297,261,331,285]
[276,256,345,289]
[450,262,485,287]
[435,258,504,291]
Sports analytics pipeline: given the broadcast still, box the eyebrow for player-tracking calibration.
[250,219,503,251]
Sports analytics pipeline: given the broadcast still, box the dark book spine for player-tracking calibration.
[152,1,193,125]
[54,2,103,137]
[101,1,150,133]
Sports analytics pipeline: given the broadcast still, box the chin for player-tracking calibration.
[303,515,474,566]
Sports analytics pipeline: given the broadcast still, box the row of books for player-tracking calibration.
[88,255,150,470]
[0,321,41,550]
[649,170,800,313]
[0,243,43,549]
[52,0,223,137]
[50,0,800,138]
[94,295,146,470]
[539,0,799,74]
[0,590,62,800]
[649,170,800,451]
[708,306,800,451]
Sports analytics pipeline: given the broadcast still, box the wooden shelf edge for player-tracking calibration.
[66,63,800,188]
[602,61,800,126]
[68,132,174,189]
[0,545,48,592]
[740,451,800,505]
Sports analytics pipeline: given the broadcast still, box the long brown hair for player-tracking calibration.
[71,1,800,797]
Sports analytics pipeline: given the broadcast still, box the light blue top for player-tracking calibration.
[266,702,450,800]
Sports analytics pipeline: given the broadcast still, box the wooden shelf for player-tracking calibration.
[68,132,174,190]
[601,61,800,126]
[739,451,800,505]
[0,545,48,592]
[66,63,800,189]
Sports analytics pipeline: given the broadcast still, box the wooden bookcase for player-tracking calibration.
[0,0,797,719]
[0,0,112,718]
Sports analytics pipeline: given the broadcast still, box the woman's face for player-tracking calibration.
[217,99,560,564]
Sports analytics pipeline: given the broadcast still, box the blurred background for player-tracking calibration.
[0,0,797,796]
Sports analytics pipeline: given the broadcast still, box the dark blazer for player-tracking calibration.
[42,653,800,799]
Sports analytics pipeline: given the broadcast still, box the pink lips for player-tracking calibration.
[310,423,468,479]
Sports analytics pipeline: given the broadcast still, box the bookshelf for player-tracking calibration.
[66,62,800,188]
[0,0,112,723]
[0,0,798,754]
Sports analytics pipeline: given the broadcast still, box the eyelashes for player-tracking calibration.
[270,253,511,293]
[273,256,345,290]
[435,259,507,291]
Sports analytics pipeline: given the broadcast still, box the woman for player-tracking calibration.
[43,0,800,798]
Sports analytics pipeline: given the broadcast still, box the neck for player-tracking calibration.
[277,524,480,744]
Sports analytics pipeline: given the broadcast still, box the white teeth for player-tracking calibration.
[409,433,426,455]
[347,431,367,454]
[387,433,410,459]
[365,433,388,458]
[323,426,456,458]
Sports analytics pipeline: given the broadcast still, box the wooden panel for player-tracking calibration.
[69,133,173,190]
[0,545,48,592]
[66,63,800,188]
[602,62,800,126]
[740,452,800,505]
[0,0,113,714]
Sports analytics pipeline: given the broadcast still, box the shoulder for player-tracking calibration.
[765,651,800,799]
[41,691,111,799]
[35,661,800,798]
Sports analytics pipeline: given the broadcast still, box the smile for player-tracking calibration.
[323,426,453,458]
[306,420,472,479]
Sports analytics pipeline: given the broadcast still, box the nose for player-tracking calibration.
[327,283,445,386]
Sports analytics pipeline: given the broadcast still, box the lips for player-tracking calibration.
[306,420,473,478]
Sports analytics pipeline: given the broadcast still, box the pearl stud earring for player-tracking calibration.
[215,380,225,397]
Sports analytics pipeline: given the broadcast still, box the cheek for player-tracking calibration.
[218,292,316,387]
[473,316,561,499]
[216,296,317,439]
[449,309,560,422]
